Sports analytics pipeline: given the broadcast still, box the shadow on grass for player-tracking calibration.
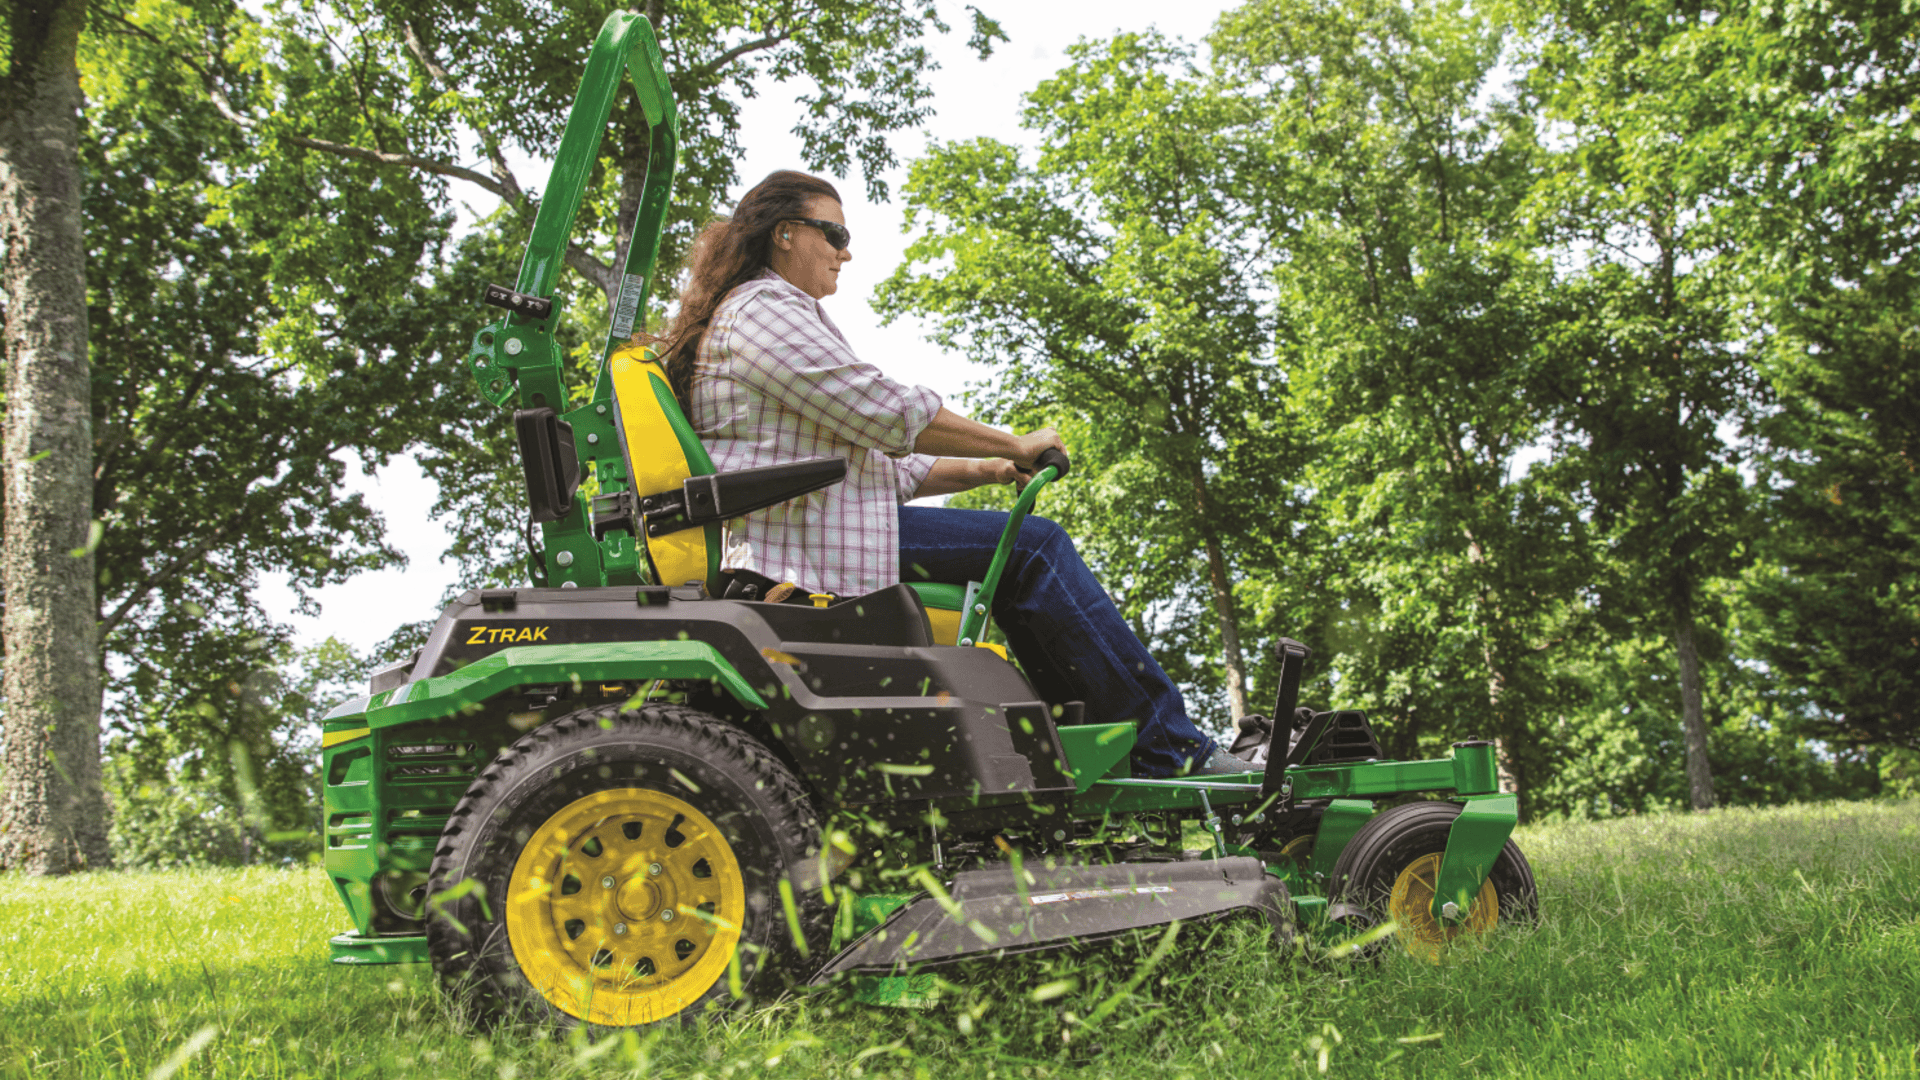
[0,951,450,1079]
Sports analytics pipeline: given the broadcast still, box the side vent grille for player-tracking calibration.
[328,812,374,849]
[386,741,478,779]
[382,740,485,842]
[1298,710,1385,766]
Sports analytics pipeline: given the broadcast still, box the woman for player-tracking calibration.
[651,170,1253,778]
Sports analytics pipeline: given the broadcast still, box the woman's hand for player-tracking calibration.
[976,458,1026,489]
[1011,427,1066,471]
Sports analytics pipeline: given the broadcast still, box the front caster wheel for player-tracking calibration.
[1327,801,1537,962]
[427,703,826,1028]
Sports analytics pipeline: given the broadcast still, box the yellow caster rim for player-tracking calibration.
[1386,851,1498,963]
[505,787,746,1025]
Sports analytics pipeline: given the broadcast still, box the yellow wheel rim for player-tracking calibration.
[1386,852,1498,964]
[505,787,746,1026]
[1279,833,1314,871]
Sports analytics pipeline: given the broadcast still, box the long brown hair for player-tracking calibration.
[648,170,841,401]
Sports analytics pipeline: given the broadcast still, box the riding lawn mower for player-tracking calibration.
[317,12,1538,1028]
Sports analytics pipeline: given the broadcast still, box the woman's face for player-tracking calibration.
[769,195,851,300]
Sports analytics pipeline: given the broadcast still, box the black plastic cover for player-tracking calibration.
[1292,710,1385,765]
[812,856,1290,981]
[514,407,581,524]
[753,583,932,648]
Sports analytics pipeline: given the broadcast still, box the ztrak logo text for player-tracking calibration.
[465,625,552,645]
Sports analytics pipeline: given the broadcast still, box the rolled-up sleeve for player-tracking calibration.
[893,453,938,503]
[725,290,941,455]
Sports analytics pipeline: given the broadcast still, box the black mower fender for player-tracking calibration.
[370,583,1079,812]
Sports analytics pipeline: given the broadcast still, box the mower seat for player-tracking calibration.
[608,343,724,590]
[607,343,842,591]
[606,342,973,642]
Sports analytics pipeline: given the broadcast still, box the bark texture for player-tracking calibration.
[1674,609,1716,810]
[1,0,113,873]
[1189,468,1248,721]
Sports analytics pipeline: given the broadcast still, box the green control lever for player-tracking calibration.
[956,448,1071,646]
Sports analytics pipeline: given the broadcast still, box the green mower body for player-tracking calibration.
[319,12,1534,1024]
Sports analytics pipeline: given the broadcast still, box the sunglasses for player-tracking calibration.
[788,217,851,251]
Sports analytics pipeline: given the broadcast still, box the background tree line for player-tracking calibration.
[884,0,1917,819]
[0,0,1910,871]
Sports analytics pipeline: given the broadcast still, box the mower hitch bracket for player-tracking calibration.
[1432,793,1517,922]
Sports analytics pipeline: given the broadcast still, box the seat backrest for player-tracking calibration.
[607,341,721,590]
[607,343,981,635]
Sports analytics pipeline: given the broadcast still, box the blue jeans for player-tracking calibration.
[898,505,1217,777]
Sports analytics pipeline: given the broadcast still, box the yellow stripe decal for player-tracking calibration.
[323,726,371,748]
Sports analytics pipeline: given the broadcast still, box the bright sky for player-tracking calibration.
[260,1,1240,655]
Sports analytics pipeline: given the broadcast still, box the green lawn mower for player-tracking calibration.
[318,13,1538,1028]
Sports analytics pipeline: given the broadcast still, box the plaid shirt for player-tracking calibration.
[690,269,941,596]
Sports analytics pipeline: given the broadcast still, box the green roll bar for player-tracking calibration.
[464,12,680,589]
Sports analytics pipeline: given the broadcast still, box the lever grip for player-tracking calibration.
[1034,447,1071,480]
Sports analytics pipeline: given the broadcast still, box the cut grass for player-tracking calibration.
[2,799,1917,1078]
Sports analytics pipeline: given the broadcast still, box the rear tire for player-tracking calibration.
[1327,801,1536,962]
[427,703,827,1028]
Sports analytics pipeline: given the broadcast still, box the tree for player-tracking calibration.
[879,34,1300,726]
[1712,0,1920,756]
[0,0,113,872]
[68,1,473,817]
[1209,0,1599,805]
[1508,0,1768,810]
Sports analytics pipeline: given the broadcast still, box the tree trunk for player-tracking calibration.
[1467,536,1528,814]
[1673,607,1715,811]
[0,0,113,873]
[1188,469,1248,720]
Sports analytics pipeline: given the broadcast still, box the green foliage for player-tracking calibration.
[1710,0,1920,755]
[106,638,363,868]
[879,32,1306,727]
[888,0,1908,813]
[4,801,1918,1076]
[67,2,464,804]
[1212,0,1598,788]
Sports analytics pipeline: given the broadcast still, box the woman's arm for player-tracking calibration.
[914,457,1024,499]
[912,407,1064,466]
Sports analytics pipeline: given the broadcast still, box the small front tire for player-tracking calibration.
[1327,800,1537,962]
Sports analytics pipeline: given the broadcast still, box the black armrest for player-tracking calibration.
[639,457,848,537]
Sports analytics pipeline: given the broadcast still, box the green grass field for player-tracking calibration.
[3,799,1917,1079]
